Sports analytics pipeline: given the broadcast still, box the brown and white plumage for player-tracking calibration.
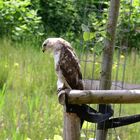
[42,38,84,91]
[42,38,113,126]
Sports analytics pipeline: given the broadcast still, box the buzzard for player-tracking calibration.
[42,37,83,91]
[42,38,113,127]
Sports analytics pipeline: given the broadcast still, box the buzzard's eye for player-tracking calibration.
[43,43,46,47]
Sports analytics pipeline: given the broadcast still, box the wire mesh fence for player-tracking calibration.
[0,0,140,140]
[76,0,140,139]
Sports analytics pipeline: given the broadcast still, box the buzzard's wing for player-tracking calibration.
[59,46,83,90]
[58,42,113,127]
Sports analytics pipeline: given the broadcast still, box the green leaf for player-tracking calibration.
[97,37,104,42]
[83,32,95,41]
[1,83,6,94]
[26,137,31,140]
[93,42,104,55]
[133,0,139,6]
[20,24,28,30]
[81,24,90,32]
[0,0,3,9]
[15,27,22,31]
[53,135,63,140]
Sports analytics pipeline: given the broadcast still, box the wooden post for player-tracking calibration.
[58,91,81,140]
[59,90,140,140]
[96,0,120,140]
[63,108,81,140]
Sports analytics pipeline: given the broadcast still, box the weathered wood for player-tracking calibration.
[63,106,81,140]
[97,0,120,139]
[59,90,81,140]
[58,90,66,105]
[99,1,120,90]
[64,90,140,104]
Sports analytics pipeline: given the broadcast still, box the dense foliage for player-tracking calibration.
[0,0,140,50]
[0,0,44,42]
[117,0,140,50]
[39,0,81,37]
[0,1,140,139]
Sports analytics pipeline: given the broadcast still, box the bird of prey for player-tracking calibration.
[42,38,84,91]
[42,37,113,127]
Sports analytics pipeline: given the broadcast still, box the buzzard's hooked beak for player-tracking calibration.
[42,43,46,53]
[42,49,45,53]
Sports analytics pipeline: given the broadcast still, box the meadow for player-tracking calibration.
[0,39,140,140]
[0,39,62,140]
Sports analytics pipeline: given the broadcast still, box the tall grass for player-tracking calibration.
[112,50,140,84]
[0,39,140,140]
[0,39,62,140]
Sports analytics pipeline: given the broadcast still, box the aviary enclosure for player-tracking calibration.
[59,0,140,140]
[0,0,140,140]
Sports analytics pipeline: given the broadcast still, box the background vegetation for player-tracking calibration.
[0,0,140,140]
[0,0,140,50]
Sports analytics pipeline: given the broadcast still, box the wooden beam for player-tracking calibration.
[61,90,140,104]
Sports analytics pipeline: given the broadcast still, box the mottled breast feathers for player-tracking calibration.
[59,44,84,90]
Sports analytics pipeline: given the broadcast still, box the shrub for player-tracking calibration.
[0,0,44,41]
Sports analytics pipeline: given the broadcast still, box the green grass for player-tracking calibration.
[112,51,140,84]
[0,38,140,140]
[0,39,62,140]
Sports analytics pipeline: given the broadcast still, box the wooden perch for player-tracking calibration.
[58,90,140,105]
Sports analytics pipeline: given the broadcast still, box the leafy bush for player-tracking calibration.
[116,0,140,51]
[80,1,108,54]
[39,0,81,40]
[0,0,44,41]
[39,0,109,41]
[81,0,140,52]
[0,0,139,50]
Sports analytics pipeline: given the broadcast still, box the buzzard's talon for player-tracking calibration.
[57,88,63,94]
[57,87,70,94]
